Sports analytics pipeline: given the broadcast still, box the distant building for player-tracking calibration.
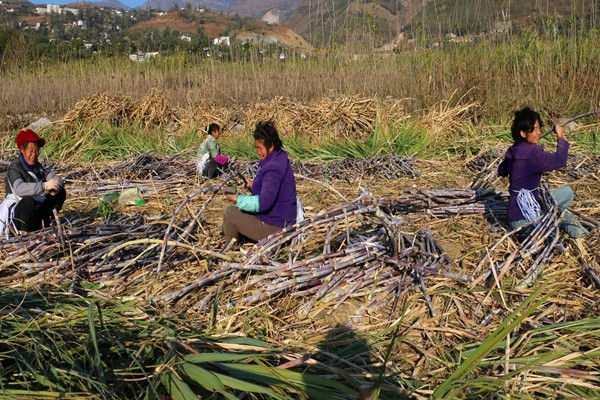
[35,7,47,14]
[180,35,191,42]
[129,52,159,62]
[213,36,230,46]
[236,32,278,45]
[47,4,60,13]
[261,9,281,25]
[64,8,79,15]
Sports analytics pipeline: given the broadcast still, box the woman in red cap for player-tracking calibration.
[0,129,66,235]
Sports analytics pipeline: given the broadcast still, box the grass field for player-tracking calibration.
[1,29,600,399]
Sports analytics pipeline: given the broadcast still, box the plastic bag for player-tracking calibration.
[118,187,145,206]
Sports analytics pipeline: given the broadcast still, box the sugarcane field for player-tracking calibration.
[1,85,599,400]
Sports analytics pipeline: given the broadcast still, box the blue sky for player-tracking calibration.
[29,0,146,9]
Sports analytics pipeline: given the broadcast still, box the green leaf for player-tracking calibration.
[32,372,65,391]
[219,336,272,347]
[218,362,357,396]
[184,352,264,363]
[180,362,225,392]
[162,372,197,400]
[212,371,287,398]
[180,363,240,400]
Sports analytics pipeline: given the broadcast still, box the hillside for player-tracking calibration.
[140,0,234,12]
[227,0,300,20]
[284,0,424,47]
[129,9,312,51]
[283,0,599,47]
[411,0,598,35]
[64,0,128,9]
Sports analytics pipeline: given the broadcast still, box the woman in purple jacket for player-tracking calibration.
[498,107,587,238]
[223,120,297,246]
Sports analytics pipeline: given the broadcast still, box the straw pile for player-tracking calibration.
[420,92,480,138]
[60,92,383,140]
[242,95,377,140]
[60,92,135,126]
[60,89,182,130]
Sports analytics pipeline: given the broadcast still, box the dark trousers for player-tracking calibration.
[203,159,228,179]
[13,188,67,232]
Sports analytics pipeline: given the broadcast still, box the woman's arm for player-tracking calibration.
[226,193,259,213]
[531,136,569,173]
[498,158,509,177]
[7,166,44,197]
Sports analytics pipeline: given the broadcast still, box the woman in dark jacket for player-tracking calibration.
[0,129,66,235]
[223,120,297,245]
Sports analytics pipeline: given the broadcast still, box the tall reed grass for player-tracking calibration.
[2,29,600,125]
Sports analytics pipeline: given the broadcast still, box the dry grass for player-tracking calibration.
[3,30,600,131]
[1,145,599,397]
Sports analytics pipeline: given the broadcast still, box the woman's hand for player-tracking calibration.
[245,179,253,189]
[226,193,238,203]
[554,124,565,140]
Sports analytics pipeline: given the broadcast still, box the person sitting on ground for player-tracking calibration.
[196,123,229,179]
[222,120,298,246]
[497,107,588,238]
[0,129,66,235]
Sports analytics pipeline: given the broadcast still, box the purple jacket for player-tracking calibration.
[252,149,297,228]
[498,138,569,221]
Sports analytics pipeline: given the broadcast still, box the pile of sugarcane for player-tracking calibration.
[55,152,418,199]
[245,154,419,180]
[153,199,467,318]
[242,95,377,141]
[0,170,506,317]
[59,92,382,139]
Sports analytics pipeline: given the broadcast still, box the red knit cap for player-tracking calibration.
[16,129,46,149]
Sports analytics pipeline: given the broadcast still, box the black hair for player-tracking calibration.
[253,120,283,151]
[206,123,220,135]
[511,107,543,143]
